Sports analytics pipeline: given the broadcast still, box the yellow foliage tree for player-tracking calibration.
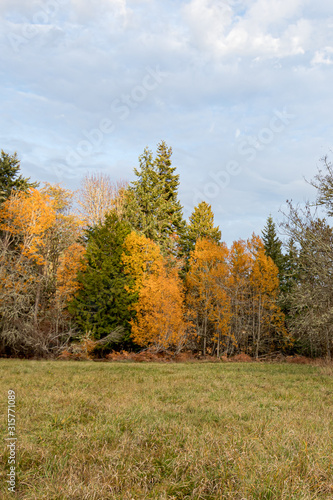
[122,231,164,292]
[209,245,233,356]
[187,235,288,357]
[0,187,85,355]
[0,188,56,265]
[56,242,86,306]
[247,234,288,357]
[187,238,232,356]
[228,239,252,352]
[130,266,191,352]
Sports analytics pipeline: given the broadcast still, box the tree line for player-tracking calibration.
[0,143,332,359]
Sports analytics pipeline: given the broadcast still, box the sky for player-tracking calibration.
[1,0,333,245]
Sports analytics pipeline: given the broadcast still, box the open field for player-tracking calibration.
[1,360,333,499]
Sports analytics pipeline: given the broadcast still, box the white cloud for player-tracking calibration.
[182,0,311,59]
[183,0,233,49]
[312,47,333,65]
[245,0,303,28]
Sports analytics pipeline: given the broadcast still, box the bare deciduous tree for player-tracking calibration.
[281,196,333,358]
[77,173,128,226]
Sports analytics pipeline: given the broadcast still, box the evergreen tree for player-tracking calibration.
[124,141,186,255]
[261,215,285,279]
[182,201,221,257]
[155,141,185,238]
[0,150,37,203]
[262,216,296,323]
[68,212,135,343]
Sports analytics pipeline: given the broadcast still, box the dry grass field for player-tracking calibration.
[1,359,333,499]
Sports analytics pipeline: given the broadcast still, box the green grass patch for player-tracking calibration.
[1,360,332,499]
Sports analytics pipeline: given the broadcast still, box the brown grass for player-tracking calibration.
[1,359,332,499]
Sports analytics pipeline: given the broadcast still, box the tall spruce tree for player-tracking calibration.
[124,141,185,255]
[0,150,37,203]
[68,212,135,342]
[155,141,185,236]
[262,215,285,280]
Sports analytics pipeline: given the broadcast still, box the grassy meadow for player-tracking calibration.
[1,359,333,499]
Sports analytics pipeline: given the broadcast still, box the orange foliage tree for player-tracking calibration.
[40,184,85,324]
[228,235,288,357]
[130,265,192,353]
[122,231,164,293]
[186,238,232,356]
[0,187,84,356]
[56,242,86,310]
[209,244,233,357]
[0,188,56,265]
[247,234,289,357]
[186,235,288,357]
[228,239,252,353]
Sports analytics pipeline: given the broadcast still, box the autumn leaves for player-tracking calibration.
[122,232,190,352]
[186,236,288,357]
[0,185,84,356]
[0,143,287,358]
[122,230,287,357]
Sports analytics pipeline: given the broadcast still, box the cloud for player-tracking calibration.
[312,47,333,65]
[1,0,333,243]
[182,0,311,59]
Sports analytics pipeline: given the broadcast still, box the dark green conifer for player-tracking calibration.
[261,215,285,279]
[0,150,37,203]
[124,141,186,255]
[183,201,221,256]
[68,212,135,342]
[155,141,186,241]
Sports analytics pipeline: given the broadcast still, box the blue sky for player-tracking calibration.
[1,0,333,245]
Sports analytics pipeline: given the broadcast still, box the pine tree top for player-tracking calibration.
[181,201,222,259]
[262,215,282,252]
[189,201,221,240]
[125,141,185,255]
[261,214,285,276]
[0,150,38,203]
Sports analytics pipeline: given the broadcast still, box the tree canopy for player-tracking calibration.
[0,150,37,204]
[1,143,331,360]
[124,141,185,255]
